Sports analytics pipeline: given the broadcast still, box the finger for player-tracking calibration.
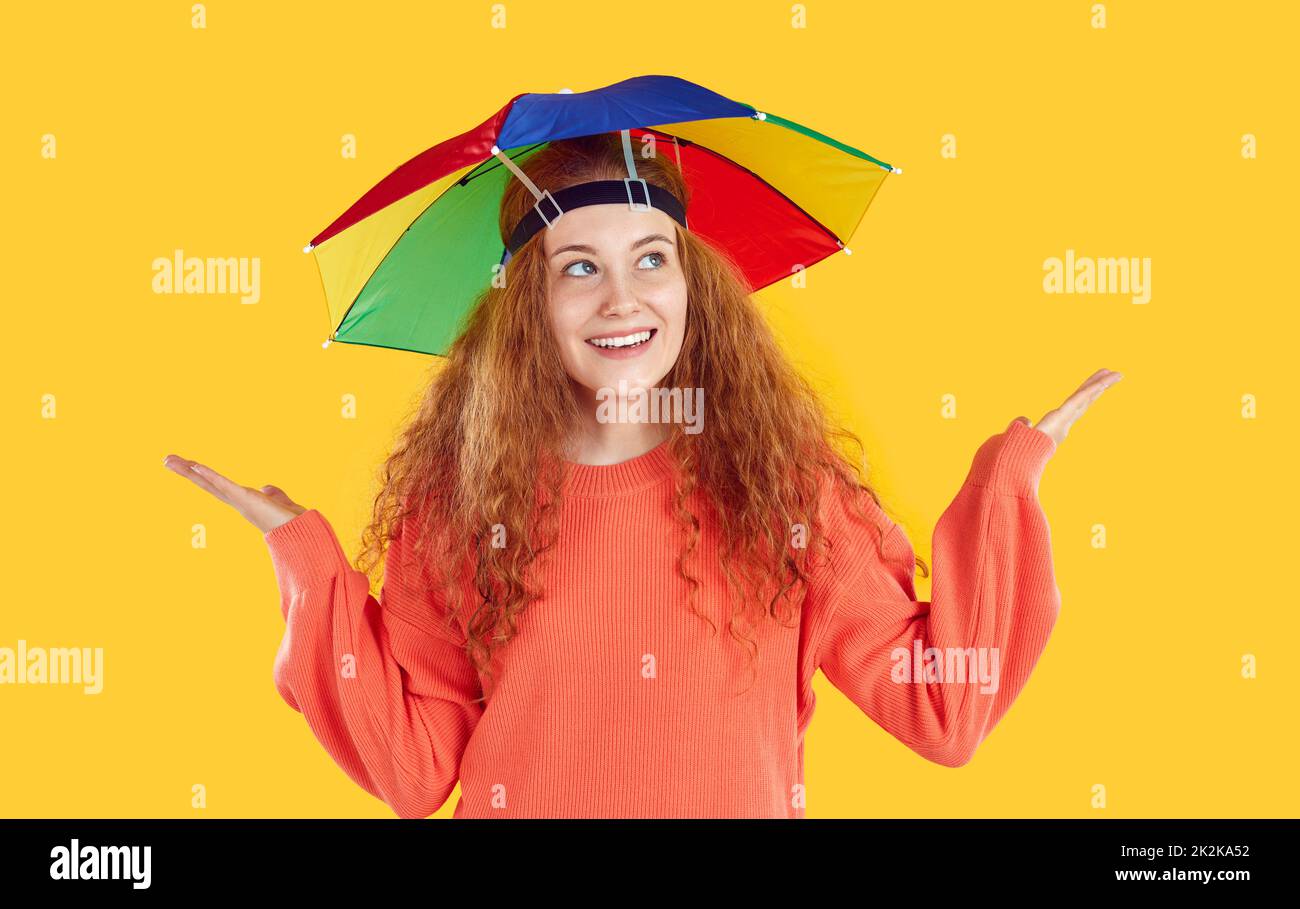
[1067,368,1120,399]
[1059,369,1123,416]
[190,462,259,511]
[165,455,256,511]
[1078,371,1123,412]
[163,454,232,503]
[1038,370,1124,440]
[1073,368,1110,391]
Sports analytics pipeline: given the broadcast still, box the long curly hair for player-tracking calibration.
[354,131,928,699]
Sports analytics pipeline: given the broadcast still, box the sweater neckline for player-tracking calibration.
[560,440,676,497]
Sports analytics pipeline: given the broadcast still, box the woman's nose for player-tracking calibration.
[599,277,641,317]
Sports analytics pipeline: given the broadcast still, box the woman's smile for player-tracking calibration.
[584,327,658,359]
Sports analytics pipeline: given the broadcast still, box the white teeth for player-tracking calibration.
[587,330,652,348]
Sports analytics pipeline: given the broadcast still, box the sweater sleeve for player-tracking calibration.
[806,419,1060,767]
[264,508,483,818]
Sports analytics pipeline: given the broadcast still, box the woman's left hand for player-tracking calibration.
[1016,368,1123,448]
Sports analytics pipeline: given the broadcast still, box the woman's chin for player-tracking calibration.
[575,363,662,393]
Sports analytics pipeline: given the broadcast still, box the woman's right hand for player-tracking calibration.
[163,454,307,534]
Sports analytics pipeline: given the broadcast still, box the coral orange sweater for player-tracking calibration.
[265,418,1060,818]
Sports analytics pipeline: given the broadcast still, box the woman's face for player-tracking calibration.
[542,202,687,401]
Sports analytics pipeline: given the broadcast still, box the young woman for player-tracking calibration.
[165,133,1121,819]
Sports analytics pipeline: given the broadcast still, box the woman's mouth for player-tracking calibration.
[584,328,657,359]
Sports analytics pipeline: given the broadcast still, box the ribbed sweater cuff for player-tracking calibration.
[964,419,1057,497]
[264,509,351,598]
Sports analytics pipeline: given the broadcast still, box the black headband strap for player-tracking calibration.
[506,178,688,256]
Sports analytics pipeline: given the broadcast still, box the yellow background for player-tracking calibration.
[3,1,1295,818]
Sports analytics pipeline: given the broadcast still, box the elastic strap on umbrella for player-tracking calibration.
[492,129,689,261]
[618,128,646,208]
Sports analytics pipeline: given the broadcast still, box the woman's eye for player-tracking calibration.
[561,252,665,278]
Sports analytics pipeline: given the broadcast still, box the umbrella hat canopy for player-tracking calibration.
[305,74,897,356]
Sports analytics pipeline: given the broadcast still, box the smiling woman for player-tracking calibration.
[247,130,1075,819]
[544,210,688,426]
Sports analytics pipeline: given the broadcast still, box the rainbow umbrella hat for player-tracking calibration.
[304,74,899,356]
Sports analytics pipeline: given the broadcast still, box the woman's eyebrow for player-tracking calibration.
[549,233,675,259]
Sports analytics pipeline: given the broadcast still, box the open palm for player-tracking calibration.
[162,455,306,534]
[1018,368,1123,446]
